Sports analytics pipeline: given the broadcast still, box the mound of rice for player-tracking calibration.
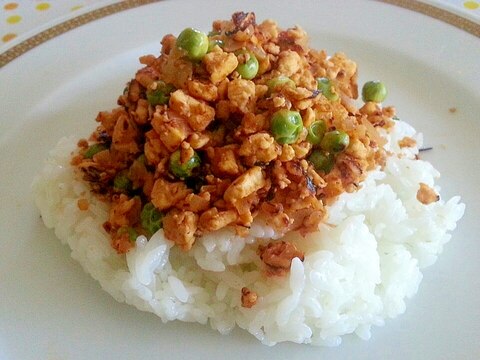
[32,119,464,346]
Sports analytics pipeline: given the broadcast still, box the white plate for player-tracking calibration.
[1,1,479,359]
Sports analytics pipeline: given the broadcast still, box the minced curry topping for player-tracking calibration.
[72,12,397,259]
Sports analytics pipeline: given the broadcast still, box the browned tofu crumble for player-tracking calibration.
[258,241,305,277]
[72,12,398,270]
[241,287,258,308]
[77,198,89,211]
[398,136,416,148]
[417,183,440,205]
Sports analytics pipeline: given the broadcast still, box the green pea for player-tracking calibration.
[169,149,201,179]
[320,130,350,153]
[362,80,387,103]
[113,171,132,192]
[266,76,295,95]
[136,154,146,165]
[235,51,259,80]
[270,109,303,145]
[118,226,139,242]
[140,202,163,236]
[146,81,175,106]
[84,143,108,159]
[306,121,327,145]
[308,150,335,173]
[208,38,224,52]
[176,28,209,61]
[317,77,339,101]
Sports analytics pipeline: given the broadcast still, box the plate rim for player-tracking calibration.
[0,1,478,358]
[0,0,479,68]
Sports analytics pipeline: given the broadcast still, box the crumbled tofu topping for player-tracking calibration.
[241,287,258,308]
[77,198,89,211]
[258,241,305,277]
[417,183,439,205]
[73,12,398,267]
[398,136,417,148]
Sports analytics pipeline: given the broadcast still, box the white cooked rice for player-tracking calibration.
[32,120,465,346]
